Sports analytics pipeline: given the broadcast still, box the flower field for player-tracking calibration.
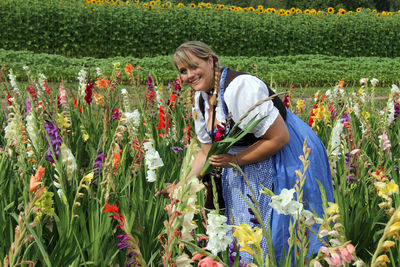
[0,62,400,267]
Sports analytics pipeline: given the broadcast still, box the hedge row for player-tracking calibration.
[1,0,400,58]
[1,49,400,87]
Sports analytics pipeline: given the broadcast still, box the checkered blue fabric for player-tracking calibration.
[222,146,273,263]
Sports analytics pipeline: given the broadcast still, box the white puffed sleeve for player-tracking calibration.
[192,92,212,144]
[223,74,279,138]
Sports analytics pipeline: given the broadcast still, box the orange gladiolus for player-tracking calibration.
[29,166,45,193]
[125,62,134,77]
[95,77,111,90]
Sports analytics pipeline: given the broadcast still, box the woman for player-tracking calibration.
[173,41,334,264]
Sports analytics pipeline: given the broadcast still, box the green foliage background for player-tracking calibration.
[1,0,400,58]
[2,49,400,87]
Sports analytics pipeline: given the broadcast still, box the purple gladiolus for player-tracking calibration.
[93,153,105,178]
[117,234,130,242]
[147,75,153,92]
[126,250,137,258]
[117,242,130,250]
[44,121,62,163]
[171,146,183,154]
[126,259,136,267]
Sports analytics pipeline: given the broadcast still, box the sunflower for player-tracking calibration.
[149,1,155,6]
[327,7,334,14]
[229,6,235,11]
[270,8,277,13]
[310,8,316,14]
[279,9,285,15]
[257,5,263,10]
[382,11,387,15]
[190,3,195,8]
[398,10,400,15]
[165,1,171,7]
[387,11,393,15]
[248,6,255,11]
[304,9,310,14]
[290,7,295,13]
[177,2,183,8]
[285,10,291,15]
[356,7,361,12]
[296,8,302,14]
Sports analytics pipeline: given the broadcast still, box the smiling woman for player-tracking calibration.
[172,41,335,264]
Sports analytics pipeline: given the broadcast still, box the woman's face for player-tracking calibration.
[176,53,214,93]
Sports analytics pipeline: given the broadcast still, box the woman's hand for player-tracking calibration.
[209,153,237,168]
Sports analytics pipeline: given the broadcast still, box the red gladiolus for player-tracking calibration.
[84,82,93,104]
[27,86,37,99]
[283,93,291,109]
[214,124,227,142]
[145,91,156,102]
[184,125,192,146]
[157,105,169,137]
[6,91,12,106]
[103,201,119,213]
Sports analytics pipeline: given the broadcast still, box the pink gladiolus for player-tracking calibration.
[59,85,68,108]
[340,246,355,263]
[325,251,341,266]
[319,246,329,255]
[378,133,391,152]
[198,257,223,267]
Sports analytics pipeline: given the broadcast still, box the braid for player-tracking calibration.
[189,88,199,120]
[210,60,221,106]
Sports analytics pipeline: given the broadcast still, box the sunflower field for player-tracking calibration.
[1,0,400,58]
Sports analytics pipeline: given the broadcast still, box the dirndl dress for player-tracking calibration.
[193,68,334,264]
[222,110,334,264]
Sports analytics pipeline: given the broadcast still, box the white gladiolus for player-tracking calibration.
[370,78,379,87]
[38,73,47,92]
[122,110,140,128]
[4,116,19,146]
[8,70,19,92]
[143,140,164,182]
[96,67,103,77]
[269,188,304,219]
[391,84,400,94]
[77,69,87,96]
[387,100,395,126]
[329,119,343,158]
[205,211,233,254]
[60,144,77,181]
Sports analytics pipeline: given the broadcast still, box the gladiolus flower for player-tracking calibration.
[95,77,111,90]
[125,63,134,77]
[326,202,339,216]
[103,202,119,213]
[198,257,224,267]
[84,82,93,104]
[375,254,390,265]
[29,166,45,193]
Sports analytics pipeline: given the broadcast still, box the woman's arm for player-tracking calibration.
[186,143,212,181]
[208,114,289,168]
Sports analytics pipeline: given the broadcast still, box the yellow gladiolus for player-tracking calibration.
[232,224,262,255]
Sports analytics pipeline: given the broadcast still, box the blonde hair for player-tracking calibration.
[173,41,223,117]
[173,41,221,70]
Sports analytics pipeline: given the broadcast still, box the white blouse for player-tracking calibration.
[192,74,279,144]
